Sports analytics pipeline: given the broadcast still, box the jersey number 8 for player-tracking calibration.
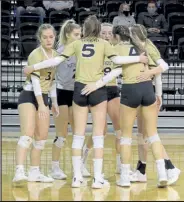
[82,44,95,58]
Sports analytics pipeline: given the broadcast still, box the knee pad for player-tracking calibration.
[137,133,146,145]
[115,130,121,140]
[33,140,46,150]
[72,135,85,149]
[18,136,33,148]
[92,136,104,149]
[148,134,161,144]
[53,136,66,148]
[120,137,132,145]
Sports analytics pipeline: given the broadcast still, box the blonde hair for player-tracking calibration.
[36,23,56,43]
[101,23,113,28]
[58,19,80,46]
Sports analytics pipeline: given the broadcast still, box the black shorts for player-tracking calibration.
[57,89,73,107]
[107,86,120,102]
[73,82,107,107]
[120,81,156,108]
[18,90,49,110]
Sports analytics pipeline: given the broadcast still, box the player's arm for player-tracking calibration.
[23,42,76,75]
[81,67,122,95]
[104,42,148,65]
[50,78,59,117]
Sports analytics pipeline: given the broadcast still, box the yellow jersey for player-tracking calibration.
[25,47,58,94]
[114,42,156,84]
[61,37,117,84]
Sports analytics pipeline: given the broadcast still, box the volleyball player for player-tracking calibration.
[23,16,148,188]
[81,23,122,177]
[82,25,170,187]
[12,24,58,184]
[51,20,81,180]
[128,24,181,185]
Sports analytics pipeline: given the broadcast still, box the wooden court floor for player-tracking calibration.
[2,134,184,201]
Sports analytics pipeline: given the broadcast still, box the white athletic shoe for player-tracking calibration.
[167,167,181,186]
[116,173,131,187]
[92,176,110,189]
[81,165,91,177]
[12,169,28,184]
[156,162,168,188]
[28,170,54,183]
[50,168,67,180]
[130,170,147,182]
[72,177,87,188]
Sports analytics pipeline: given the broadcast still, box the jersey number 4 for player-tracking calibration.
[82,44,95,57]
[129,47,139,56]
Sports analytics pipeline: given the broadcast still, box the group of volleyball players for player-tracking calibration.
[12,15,181,189]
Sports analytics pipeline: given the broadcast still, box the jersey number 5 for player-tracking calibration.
[45,72,51,80]
[82,44,95,57]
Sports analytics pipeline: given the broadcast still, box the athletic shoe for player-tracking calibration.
[28,170,54,183]
[167,167,181,186]
[156,161,168,188]
[92,176,110,189]
[81,164,91,177]
[130,170,147,182]
[12,169,28,184]
[116,173,131,187]
[72,177,87,188]
[50,168,67,180]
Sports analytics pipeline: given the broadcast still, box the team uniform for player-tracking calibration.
[18,47,57,109]
[103,57,120,102]
[56,45,76,107]
[60,37,117,107]
[114,42,157,108]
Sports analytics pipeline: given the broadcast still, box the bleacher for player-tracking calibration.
[1,0,184,122]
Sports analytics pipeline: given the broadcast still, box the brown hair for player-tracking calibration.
[83,15,101,38]
[58,19,81,46]
[112,25,130,42]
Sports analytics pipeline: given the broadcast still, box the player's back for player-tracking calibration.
[115,43,146,84]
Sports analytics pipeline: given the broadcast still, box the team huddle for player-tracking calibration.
[12,15,181,189]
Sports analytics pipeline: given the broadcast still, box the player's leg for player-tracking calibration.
[13,102,36,184]
[28,104,53,183]
[107,96,121,174]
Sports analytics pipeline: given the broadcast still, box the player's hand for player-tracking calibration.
[156,95,162,112]
[23,65,34,76]
[136,69,153,82]
[81,83,97,96]
[139,52,148,64]
[51,103,59,117]
[38,104,49,119]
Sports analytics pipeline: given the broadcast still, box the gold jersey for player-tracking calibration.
[114,42,157,84]
[60,37,117,84]
[103,57,117,86]
[25,47,58,94]
[146,39,161,64]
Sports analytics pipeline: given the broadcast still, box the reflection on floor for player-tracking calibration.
[2,134,184,201]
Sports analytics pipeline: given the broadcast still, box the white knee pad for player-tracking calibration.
[92,136,104,149]
[18,136,33,148]
[72,135,85,149]
[148,134,161,144]
[54,136,66,149]
[33,140,46,150]
[120,137,132,145]
[115,130,121,140]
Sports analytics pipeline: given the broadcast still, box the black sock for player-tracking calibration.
[167,159,175,169]
[136,160,146,174]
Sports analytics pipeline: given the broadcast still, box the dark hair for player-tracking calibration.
[83,15,101,38]
[148,0,157,6]
[113,26,130,42]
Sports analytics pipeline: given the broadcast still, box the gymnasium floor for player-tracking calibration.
[2,134,184,201]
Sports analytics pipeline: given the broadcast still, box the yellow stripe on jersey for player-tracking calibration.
[25,47,58,94]
[114,43,156,84]
[61,37,117,84]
